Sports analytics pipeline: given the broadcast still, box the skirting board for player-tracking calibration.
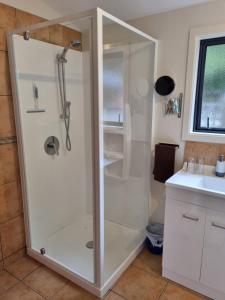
[163,268,225,300]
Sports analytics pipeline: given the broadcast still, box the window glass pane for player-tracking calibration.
[201,43,225,128]
[103,51,124,125]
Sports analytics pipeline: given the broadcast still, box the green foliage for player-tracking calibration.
[204,44,225,92]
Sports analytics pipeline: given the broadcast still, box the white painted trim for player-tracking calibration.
[182,23,225,144]
[151,40,159,150]
[163,268,225,300]
[92,8,104,288]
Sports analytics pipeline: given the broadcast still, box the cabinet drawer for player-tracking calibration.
[163,198,205,282]
[201,209,225,293]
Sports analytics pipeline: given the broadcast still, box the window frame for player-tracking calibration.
[193,36,225,134]
[182,24,225,144]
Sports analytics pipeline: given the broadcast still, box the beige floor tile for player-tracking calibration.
[0,181,22,225]
[159,283,208,300]
[0,96,16,138]
[24,266,67,299]
[5,255,39,280]
[104,291,125,300]
[0,241,2,261]
[0,215,25,258]
[0,51,11,96]
[113,265,167,300]
[133,247,162,277]
[0,270,18,296]
[52,282,99,300]
[3,248,26,268]
[0,282,44,300]
[0,261,3,271]
[0,143,20,186]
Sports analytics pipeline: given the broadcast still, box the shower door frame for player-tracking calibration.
[95,9,158,296]
[7,7,158,298]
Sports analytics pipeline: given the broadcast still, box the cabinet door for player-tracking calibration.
[163,198,205,281]
[200,209,225,293]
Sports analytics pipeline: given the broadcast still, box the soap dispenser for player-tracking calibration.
[216,154,225,177]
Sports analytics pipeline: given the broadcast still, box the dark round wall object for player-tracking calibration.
[155,76,175,96]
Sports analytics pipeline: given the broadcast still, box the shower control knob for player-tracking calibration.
[44,136,59,155]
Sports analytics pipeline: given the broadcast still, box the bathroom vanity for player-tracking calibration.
[163,167,225,300]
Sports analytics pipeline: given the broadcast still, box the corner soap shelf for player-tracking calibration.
[103,104,131,180]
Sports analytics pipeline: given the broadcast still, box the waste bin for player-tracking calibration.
[146,223,164,255]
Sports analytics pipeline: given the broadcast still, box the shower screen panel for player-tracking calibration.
[11,16,95,283]
[8,8,157,296]
[101,14,156,284]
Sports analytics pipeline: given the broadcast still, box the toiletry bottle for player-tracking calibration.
[216,154,225,177]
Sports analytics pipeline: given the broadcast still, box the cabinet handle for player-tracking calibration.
[212,222,225,230]
[182,214,199,222]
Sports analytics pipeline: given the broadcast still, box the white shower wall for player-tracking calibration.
[12,35,93,249]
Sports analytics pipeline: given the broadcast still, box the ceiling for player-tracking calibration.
[43,0,213,21]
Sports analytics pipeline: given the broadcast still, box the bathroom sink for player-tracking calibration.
[199,176,225,193]
[166,167,225,198]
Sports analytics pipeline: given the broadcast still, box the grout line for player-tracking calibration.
[131,263,164,279]
[110,290,127,299]
[21,266,68,300]
[22,280,48,299]
[158,281,168,300]
[131,264,166,281]
[2,246,26,268]
[0,212,24,227]
[5,262,40,281]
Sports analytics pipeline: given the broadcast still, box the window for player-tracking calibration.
[194,37,225,133]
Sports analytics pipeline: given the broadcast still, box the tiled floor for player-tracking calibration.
[0,247,209,300]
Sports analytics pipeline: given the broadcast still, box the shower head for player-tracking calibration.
[59,40,81,61]
[70,40,81,48]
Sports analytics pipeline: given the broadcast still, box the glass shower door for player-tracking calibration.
[101,14,156,284]
[11,16,95,283]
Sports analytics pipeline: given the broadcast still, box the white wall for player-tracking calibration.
[129,0,225,222]
[1,0,61,19]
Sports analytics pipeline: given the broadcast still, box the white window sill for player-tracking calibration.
[182,131,225,144]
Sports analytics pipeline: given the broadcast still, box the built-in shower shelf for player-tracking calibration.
[104,150,124,160]
[104,171,127,181]
[104,158,121,167]
[104,125,124,135]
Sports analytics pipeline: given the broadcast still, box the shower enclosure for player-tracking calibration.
[8,8,157,297]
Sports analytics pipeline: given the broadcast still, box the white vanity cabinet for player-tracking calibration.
[163,198,205,282]
[163,184,225,300]
[201,209,225,295]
